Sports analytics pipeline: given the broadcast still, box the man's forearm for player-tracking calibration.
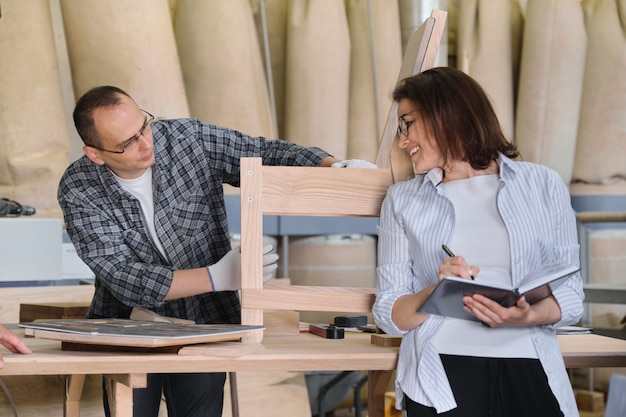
[318,156,341,167]
[164,268,213,301]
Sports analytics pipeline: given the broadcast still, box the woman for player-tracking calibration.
[373,67,583,417]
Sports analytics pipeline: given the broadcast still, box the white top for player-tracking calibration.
[432,174,537,358]
[114,167,167,258]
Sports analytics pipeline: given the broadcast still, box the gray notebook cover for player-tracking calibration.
[417,263,579,322]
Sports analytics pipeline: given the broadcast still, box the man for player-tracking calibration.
[58,86,374,417]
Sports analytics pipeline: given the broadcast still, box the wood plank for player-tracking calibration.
[369,333,626,367]
[105,373,147,389]
[258,165,392,216]
[376,9,448,183]
[105,377,133,417]
[371,334,402,348]
[178,342,265,357]
[242,286,375,312]
[20,302,90,322]
[64,374,85,417]
[369,370,395,417]
[240,157,266,343]
[559,334,626,368]
[262,310,300,335]
[0,285,94,323]
[5,330,626,376]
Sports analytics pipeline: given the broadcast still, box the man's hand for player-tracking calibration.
[208,245,279,291]
[261,245,279,282]
[330,159,377,169]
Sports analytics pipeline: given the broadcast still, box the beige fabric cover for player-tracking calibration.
[572,0,626,186]
[61,0,189,118]
[345,0,402,163]
[168,0,178,22]
[176,0,275,138]
[515,0,586,184]
[284,1,351,159]
[0,0,70,218]
[253,0,289,138]
[457,0,524,140]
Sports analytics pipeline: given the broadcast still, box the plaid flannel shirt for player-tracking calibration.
[58,118,329,324]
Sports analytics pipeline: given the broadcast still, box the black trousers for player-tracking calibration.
[404,355,563,417]
[103,372,226,417]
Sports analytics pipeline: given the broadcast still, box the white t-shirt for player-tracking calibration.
[113,167,167,259]
[432,174,537,358]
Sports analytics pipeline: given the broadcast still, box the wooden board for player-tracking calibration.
[0,285,94,323]
[239,158,393,343]
[375,9,448,183]
[19,302,90,322]
[179,341,266,357]
[20,319,264,348]
[371,334,401,348]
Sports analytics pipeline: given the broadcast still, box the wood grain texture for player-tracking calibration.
[376,9,448,184]
[19,302,90,322]
[0,285,94,323]
[239,158,392,343]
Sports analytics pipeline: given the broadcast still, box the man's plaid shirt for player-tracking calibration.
[58,118,329,324]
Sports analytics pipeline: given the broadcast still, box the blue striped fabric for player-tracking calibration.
[373,154,583,416]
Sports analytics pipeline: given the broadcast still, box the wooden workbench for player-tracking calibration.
[2,329,626,417]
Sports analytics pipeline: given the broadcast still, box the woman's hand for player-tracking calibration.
[439,255,479,282]
[462,294,561,327]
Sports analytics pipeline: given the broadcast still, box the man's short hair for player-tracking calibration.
[73,86,132,147]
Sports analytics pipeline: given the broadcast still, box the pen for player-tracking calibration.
[442,244,475,280]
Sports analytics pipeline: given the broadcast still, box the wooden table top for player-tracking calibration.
[2,327,399,376]
[3,327,626,377]
[558,333,626,368]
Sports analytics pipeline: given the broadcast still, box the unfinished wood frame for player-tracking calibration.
[239,157,393,342]
[375,9,447,183]
[238,9,446,343]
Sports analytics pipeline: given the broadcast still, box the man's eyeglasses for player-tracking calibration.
[397,109,418,137]
[90,110,154,154]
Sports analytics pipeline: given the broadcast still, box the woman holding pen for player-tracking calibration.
[373,67,583,417]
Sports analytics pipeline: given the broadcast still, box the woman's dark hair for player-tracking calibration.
[392,67,519,170]
[73,86,132,147]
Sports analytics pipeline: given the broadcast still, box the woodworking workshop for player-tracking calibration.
[1,1,625,417]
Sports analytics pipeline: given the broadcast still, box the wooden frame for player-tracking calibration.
[238,9,447,343]
[239,158,394,342]
[376,9,448,183]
